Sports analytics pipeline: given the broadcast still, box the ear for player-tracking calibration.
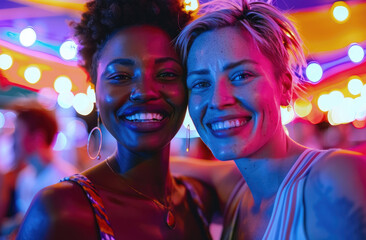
[280,71,293,106]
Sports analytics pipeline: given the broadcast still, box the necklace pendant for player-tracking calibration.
[166,210,175,229]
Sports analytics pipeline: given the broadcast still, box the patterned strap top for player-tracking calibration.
[62,174,212,240]
[62,174,115,240]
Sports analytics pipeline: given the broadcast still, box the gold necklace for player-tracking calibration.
[105,158,176,229]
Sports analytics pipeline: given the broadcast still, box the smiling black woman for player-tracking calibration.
[15,0,218,239]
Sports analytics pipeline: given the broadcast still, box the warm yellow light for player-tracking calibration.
[331,1,350,23]
[294,98,312,118]
[184,0,199,11]
[24,66,41,84]
[348,76,363,95]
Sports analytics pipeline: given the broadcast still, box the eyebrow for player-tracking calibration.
[155,57,180,65]
[188,59,258,77]
[106,58,135,68]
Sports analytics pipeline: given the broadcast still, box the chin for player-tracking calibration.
[211,149,238,161]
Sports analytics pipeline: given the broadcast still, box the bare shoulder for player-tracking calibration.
[17,181,98,240]
[305,149,366,239]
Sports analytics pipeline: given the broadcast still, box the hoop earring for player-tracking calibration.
[186,124,190,152]
[87,110,102,160]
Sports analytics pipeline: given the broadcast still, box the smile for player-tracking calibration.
[125,112,164,122]
[207,116,252,137]
[210,119,246,131]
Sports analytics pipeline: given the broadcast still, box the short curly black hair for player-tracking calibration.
[72,0,192,84]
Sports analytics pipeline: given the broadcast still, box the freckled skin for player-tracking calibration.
[186,27,288,160]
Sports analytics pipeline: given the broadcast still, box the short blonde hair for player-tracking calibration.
[176,0,306,94]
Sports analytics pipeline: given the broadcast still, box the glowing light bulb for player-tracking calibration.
[24,66,41,84]
[348,44,365,63]
[184,0,199,11]
[331,1,350,23]
[294,98,312,117]
[87,85,96,103]
[73,93,94,116]
[19,27,37,47]
[348,76,363,95]
[306,62,323,83]
[57,91,74,109]
[317,94,330,112]
[59,40,77,60]
[280,105,295,125]
[0,54,13,70]
[54,76,72,93]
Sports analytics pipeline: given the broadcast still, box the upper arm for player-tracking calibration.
[305,150,366,239]
[170,157,243,212]
[16,181,98,240]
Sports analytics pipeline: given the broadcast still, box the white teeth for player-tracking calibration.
[211,119,246,131]
[125,113,163,122]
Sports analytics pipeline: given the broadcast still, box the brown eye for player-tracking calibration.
[157,72,179,81]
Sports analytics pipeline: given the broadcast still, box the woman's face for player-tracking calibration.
[96,25,187,152]
[186,26,289,160]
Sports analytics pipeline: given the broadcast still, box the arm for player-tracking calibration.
[170,156,243,212]
[305,150,366,239]
[16,182,98,240]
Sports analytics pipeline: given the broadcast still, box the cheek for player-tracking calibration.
[188,94,204,121]
[164,83,187,108]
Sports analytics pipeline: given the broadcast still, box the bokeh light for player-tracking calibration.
[0,112,5,129]
[294,98,312,117]
[54,76,72,93]
[306,62,323,83]
[317,94,330,112]
[53,132,67,151]
[73,93,94,116]
[0,54,13,70]
[331,1,350,23]
[348,43,365,63]
[184,0,199,11]
[87,85,96,104]
[19,27,37,47]
[37,87,58,110]
[281,105,295,125]
[353,119,366,129]
[65,118,88,147]
[348,76,363,95]
[57,91,74,109]
[24,66,41,84]
[59,40,77,60]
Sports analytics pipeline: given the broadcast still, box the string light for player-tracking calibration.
[331,1,350,23]
[24,66,41,84]
[348,43,365,63]
[59,40,77,60]
[19,27,37,47]
[306,62,323,83]
[0,54,13,70]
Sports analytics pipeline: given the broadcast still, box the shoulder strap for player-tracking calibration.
[62,174,115,240]
[176,176,213,240]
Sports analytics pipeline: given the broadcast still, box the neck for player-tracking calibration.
[234,130,306,204]
[111,143,173,202]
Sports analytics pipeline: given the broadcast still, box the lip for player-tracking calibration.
[206,115,252,137]
[118,105,171,133]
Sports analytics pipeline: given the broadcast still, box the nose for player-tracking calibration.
[209,77,235,109]
[129,71,160,102]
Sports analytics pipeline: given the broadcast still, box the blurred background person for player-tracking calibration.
[0,99,77,237]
